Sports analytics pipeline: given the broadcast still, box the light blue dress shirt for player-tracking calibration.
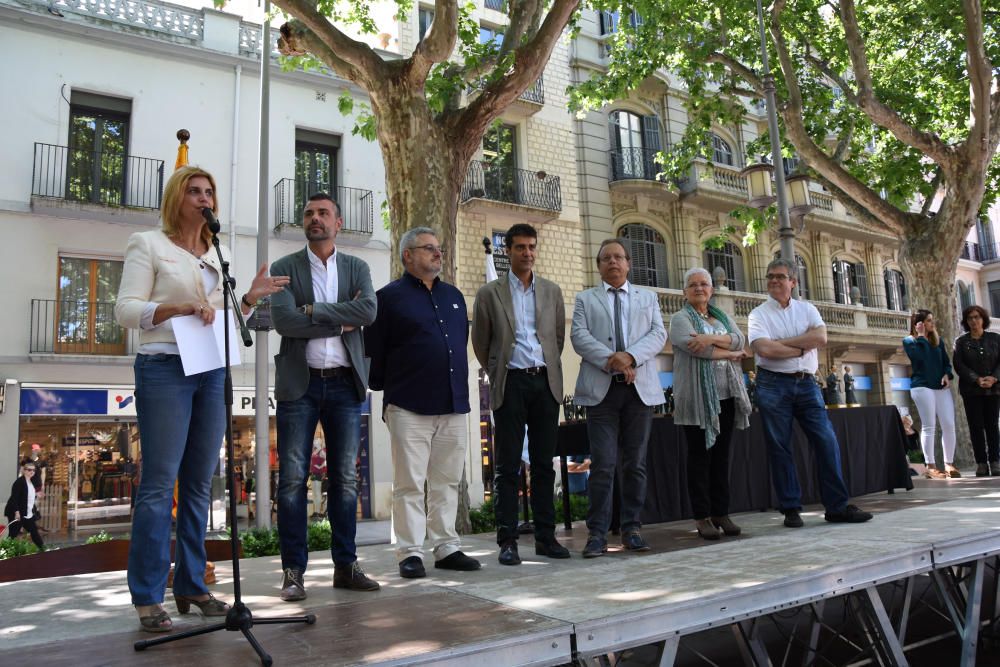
[508,270,546,369]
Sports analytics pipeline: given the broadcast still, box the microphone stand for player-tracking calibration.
[135,213,314,665]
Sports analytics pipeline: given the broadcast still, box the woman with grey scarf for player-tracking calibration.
[669,268,753,540]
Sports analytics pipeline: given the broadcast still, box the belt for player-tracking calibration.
[309,366,352,378]
[509,366,546,376]
[759,368,812,381]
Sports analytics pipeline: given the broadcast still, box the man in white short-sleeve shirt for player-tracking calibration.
[747,258,872,528]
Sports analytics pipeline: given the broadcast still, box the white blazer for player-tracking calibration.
[570,283,667,406]
[115,229,228,346]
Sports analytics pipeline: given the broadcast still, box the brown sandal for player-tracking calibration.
[137,607,173,633]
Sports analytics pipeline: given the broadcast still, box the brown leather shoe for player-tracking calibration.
[333,562,380,592]
[695,519,720,540]
[924,466,948,479]
[710,515,742,537]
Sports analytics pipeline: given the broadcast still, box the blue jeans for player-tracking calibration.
[277,374,361,569]
[755,369,850,513]
[585,383,653,536]
[128,354,225,606]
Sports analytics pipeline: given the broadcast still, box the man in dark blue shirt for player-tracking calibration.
[365,227,481,579]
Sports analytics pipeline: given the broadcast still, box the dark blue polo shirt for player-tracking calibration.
[365,272,470,415]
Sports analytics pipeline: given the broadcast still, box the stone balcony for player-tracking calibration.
[651,287,910,350]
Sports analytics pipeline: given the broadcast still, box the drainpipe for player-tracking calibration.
[228,64,242,261]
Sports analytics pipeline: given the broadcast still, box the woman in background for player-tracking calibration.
[952,305,1000,476]
[903,310,957,479]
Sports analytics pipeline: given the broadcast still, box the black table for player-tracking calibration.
[556,405,914,530]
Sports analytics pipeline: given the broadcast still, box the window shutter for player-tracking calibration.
[853,263,869,306]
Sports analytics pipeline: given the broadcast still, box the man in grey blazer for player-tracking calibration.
[472,223,569,565]
[571,238,667,558]
[269,192,378,599]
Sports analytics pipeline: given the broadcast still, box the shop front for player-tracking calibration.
[16,385,373,537]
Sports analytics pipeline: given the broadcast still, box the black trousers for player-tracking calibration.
[492,370,559,544]
[682,398,736,519]
[961,394,1000,463]
[8,516,44,548]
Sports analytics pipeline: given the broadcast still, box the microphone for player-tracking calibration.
[201,207,221,234]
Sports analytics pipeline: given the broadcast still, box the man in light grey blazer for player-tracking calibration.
[472,223,569,566]
[269,192,378,600]
[571,238,667,558]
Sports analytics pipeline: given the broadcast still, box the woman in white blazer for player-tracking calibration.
[115,166,287,632]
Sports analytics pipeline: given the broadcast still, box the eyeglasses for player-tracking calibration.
[23,468,35,473]
[410,244,445,256]
[766,273,791,282]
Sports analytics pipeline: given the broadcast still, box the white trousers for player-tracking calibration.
[386,405,467,562]
[910,386,956,465]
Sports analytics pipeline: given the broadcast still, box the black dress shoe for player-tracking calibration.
[333,562,381,591]
[398,556,426,579]
[621,531,650,552]
[498,541,521,566]
[582,536,607,558]
[535,538,571,559]
[435,551,482,571]
[824,504,873,523]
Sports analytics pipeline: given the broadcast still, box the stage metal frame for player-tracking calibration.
[571,530,1000,667]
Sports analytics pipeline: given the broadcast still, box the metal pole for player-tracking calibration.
[254,1,272,529]
[755,0,797,269]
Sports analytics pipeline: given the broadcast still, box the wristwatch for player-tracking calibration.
[298,304,313,316]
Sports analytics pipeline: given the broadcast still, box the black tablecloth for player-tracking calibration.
[556,405,913,526]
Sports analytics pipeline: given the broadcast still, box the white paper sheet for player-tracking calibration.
[172,310,242,376]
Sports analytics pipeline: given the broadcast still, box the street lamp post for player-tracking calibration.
[754,0,796,264]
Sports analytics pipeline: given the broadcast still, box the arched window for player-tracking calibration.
[704,242,746,291]
[833,259,870,306]
[958,281,975,312]
[884,269,907,311]
[619,224,668,288]
[710,133,734,166]
[771,253,810,299]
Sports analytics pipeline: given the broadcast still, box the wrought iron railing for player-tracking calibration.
[470,75,545,105]
[609,147,664,182]
[273,179,374,235]
[461,161,562,212]
[32,143,164,210]
[980,243,1000,264]
[30,299,138,356]
[960,241,982,262]
[484,0,506,10]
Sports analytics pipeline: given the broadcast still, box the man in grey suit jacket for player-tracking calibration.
[472,223,569,565]
[269,192,378,599]
[571,238,667,558]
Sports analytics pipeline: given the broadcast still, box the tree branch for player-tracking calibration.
[411,0,458,81]
[920,167,943,217]
[838,0,950,163]
[500,0,543,60]
[961,0,992,165]
[705,53,763,94]
[769,0,907,236]
[456,0,580,136]
[278,21,361,83]
[802,51,858,104]
[273,0,385,85]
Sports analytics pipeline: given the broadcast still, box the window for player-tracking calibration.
[55,256,125,354]
[958,281,975,312]
[479,25,504,47]
[989,281,1000,316]
[773,253,810,299]
[703,242,746,291]
[833,259,869,306]
[709,133,734,166]
[418,7,434,40]
[608,111,661,180]
[977,218,997,261]
[482,124,517,202]
[782,156,800,176]
[67,91,131,206]
[294,129,340,219]
[619,224,668,288]
[884,269,907,311]
[599,9,642,35]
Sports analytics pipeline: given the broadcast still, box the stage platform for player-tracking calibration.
[3,477,1000,666]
